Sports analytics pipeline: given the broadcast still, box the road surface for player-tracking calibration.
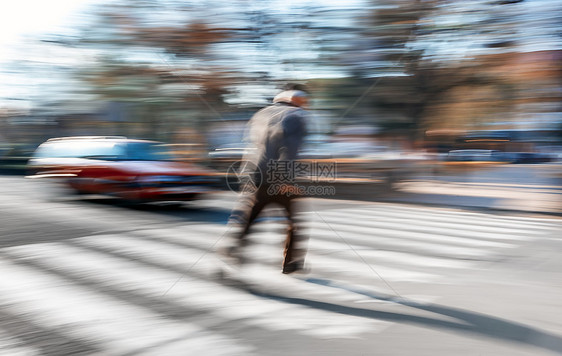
[0,176,561,355]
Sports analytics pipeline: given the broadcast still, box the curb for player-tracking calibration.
[375,197,562,218]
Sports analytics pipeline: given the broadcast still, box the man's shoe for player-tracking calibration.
[282,261,307,274]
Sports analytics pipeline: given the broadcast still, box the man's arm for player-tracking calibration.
[280,111,307,161]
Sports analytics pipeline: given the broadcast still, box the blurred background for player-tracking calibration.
[0,0,561,207]
[1,3,562,354]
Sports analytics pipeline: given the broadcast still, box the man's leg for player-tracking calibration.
[220,187,269,264]
[279,196,308,274]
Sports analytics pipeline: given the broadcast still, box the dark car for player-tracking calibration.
[502,152,552,164]
[446,149,503,162]
[27,136,220,202]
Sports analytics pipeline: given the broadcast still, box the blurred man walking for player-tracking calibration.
[219,84,309,274]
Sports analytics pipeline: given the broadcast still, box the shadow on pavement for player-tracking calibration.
[76,196,232,224]
[250,277,562,355]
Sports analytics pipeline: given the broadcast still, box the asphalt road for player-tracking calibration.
[0,176,561,355]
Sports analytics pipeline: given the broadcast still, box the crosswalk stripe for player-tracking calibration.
[307,219,515,249]
[245,232,476,270]
[126,227,447,282]
[322,203,558,227]
[115,225,476,287]
[78,230,437,285]
[0,330,40,356]
[3,241,387,339]
[78,233,219,273]
[85,229,438,302]
[241,239,439,282]
[0,255,254,356]
[312,210,543,240]
[134,217,504,266]
[302,224,498,259]
[166,216,519,256]
[353,204,561,229]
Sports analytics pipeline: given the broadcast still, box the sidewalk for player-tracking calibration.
[328,163,562,217]
[377,180,562,216]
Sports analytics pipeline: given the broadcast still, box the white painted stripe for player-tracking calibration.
[135,224,292,254]
[198,206,552,245]
[484,214,562,225]
[352,204,561,229]
[6,241,385,338]
[122,228,468,287]
[79,231,436,284]
[313,210,542,239]
[109,212,518,272]
[132,221,492,263]
[78,233,219,273]
[139,225,231,249]
[245,243,438,283]
[306,220,513,250]
[0,331,40,356]
[306,225,490,258]
[157,217,513,258]
[246,232,476,270]
[315,207,554,233]
[309,214,525,245]
[124,227,444,282]
[0,255,253,356]
[327,203,541,223]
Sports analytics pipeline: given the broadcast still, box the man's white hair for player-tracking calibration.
[273,90,308,106]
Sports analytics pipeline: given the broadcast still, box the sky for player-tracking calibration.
[0,0,366,110]
[0,1,96,51]
[0,0,560,111]
[0,0,367,60]
[0,1,107,110]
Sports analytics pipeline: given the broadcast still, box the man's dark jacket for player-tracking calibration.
[241,102,307,186]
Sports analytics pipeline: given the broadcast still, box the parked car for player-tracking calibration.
[502,152,552,164]
[446,149,503,162]
[27,136,220,202]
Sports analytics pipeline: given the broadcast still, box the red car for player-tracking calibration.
[27,136,220,202]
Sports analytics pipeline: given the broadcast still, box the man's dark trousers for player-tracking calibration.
[229,183,307,272]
